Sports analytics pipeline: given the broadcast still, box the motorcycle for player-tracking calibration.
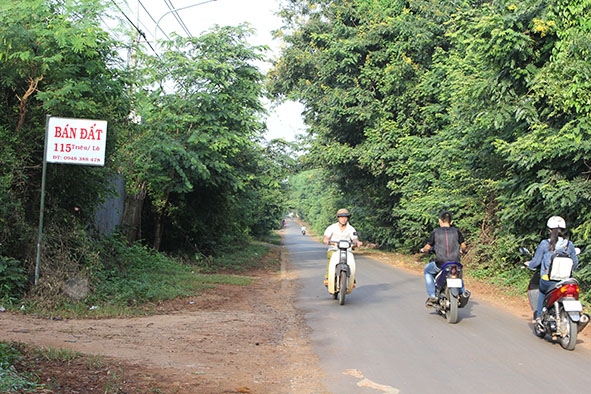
[301,227,306,236]
[520,246,589,350]
[327,239,357,305]
[429,261,470,324]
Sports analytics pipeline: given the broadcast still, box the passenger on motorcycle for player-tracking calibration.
[420,210,469,307]
[524,216,579,328]
[323,208,362,286]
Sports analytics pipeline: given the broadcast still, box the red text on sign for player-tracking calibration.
[53,124,104,140]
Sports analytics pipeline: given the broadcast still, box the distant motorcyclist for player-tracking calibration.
[301,225,307,235]
[524,216,579,329]
[323,209,362,286]
[420,210,469,307]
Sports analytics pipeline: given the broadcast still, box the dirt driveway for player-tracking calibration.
[1,247,328,394]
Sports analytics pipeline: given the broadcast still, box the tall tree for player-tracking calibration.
[120,25,275,250]
[0,0,130,261]
[272,0,591,270]
[270,0,463,246]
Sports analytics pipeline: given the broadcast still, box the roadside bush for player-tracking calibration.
[0,342,38,392]
[89,236,199,307]
[0,256,27,302]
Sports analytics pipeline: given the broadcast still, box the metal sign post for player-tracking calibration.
[34,115,50,285]
[35,115,107,285]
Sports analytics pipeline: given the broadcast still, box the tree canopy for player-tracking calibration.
[271,0,591,290]
[0,0,293,299]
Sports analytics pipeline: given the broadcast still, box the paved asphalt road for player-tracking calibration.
[282,220,591,394]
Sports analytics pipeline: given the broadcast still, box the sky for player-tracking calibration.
[117,0,307,143]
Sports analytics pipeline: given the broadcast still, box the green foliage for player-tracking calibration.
[0,256,27,301]
[14,234,278,318]
[574,247,591,302]
[34,346,81,363]
[0,343,39,392]
[289,169,339,233]
[471,266,532,298]
[272,0,591,300]
[0,126,30,259]
[0,0,293,301]
[0,0,130,270]
[118,24,287,251]
[0,342,20,370]
[0,342,99,392]
[89,238,207,308]
[197,242,277,273]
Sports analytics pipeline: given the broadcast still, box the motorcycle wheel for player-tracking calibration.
[338,271,347,305]
[446,289,459,324]
[559,309,578,351]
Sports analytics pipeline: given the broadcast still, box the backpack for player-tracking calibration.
[548,250,574,281]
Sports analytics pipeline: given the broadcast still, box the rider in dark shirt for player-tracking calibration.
[420,210,469,307]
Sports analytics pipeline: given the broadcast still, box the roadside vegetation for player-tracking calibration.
[273,0,591,303]
[0,237,281,392]
[1,233,281,317]
[0,0,296,317]
[2,0,591,389]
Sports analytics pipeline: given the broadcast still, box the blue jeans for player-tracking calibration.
[424,261,466,298]
[424,261,440,298]
[537,278,554,319]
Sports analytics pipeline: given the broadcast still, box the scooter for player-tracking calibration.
[429,261,470,324]
[301,227,306,236]
[327,239,357,305]
[520,246,589,350]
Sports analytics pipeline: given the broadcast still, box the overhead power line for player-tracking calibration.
[137,0,171,41]
[164,0,193,38]
[153,0,218,45]
[109,0,158,54]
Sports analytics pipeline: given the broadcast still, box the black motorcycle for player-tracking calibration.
[429,261,470,324]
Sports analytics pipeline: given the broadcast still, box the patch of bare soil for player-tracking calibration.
[1,247,328,394]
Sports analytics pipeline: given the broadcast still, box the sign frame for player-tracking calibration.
[45,116,108,166]
[35,115,108,285]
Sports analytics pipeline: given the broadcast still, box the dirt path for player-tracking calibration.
[1,248,328,394]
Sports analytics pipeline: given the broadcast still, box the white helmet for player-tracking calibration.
[547,216,566,229]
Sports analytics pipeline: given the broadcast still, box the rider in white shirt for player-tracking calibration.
[322,208,362,285]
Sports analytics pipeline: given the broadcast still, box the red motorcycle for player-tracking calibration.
[521,246,589,350]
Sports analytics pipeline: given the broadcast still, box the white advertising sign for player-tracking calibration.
[45,117,107,166]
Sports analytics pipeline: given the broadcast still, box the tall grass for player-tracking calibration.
[1,236,281,389]
[15,235,280,318]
